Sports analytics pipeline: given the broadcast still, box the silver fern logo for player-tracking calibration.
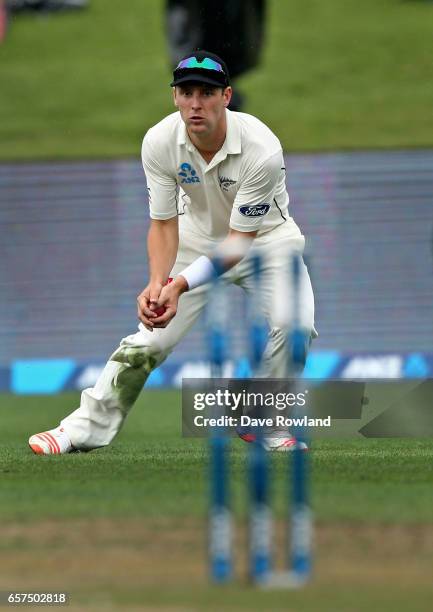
[218,176,237,192]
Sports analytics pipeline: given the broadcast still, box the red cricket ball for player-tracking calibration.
[153,305,166,317]
[152,277,173,317]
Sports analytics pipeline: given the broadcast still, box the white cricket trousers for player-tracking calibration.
[61,224,316,450]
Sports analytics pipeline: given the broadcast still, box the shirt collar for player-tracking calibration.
[177,119,189,147]
[176,109,241,155]
[223,109,241,155]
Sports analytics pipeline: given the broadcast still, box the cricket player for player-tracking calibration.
[29,51,316,455]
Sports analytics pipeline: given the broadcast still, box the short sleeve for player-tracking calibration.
[230,150,283,232]
[141,136,178,220]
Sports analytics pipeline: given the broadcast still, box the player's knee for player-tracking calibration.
[111,329,173,370]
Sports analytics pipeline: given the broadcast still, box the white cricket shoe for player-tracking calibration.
[29,426,75,455]
[237,430,308,452]
[262,435,308,452]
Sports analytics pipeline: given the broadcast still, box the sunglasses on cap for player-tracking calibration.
[175,56,225,73]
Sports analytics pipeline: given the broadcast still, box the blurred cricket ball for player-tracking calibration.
[152,277,173,317]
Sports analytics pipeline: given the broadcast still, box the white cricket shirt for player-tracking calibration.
[141,110,301,240]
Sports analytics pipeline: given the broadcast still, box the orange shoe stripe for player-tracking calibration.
[44,432,61,454]
[36,433,55,454]
[44,432,62,454]
[38,432,60,454]
[282,439,296,447]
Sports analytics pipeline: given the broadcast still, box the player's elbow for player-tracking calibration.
[214,230,257,263]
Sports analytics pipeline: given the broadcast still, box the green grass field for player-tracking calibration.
[1,392,433,611]
[1,0,433,160]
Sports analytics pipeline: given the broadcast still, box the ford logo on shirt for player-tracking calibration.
[239,204,271,217]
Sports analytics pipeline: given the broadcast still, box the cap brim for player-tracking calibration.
[170,74,228,88]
